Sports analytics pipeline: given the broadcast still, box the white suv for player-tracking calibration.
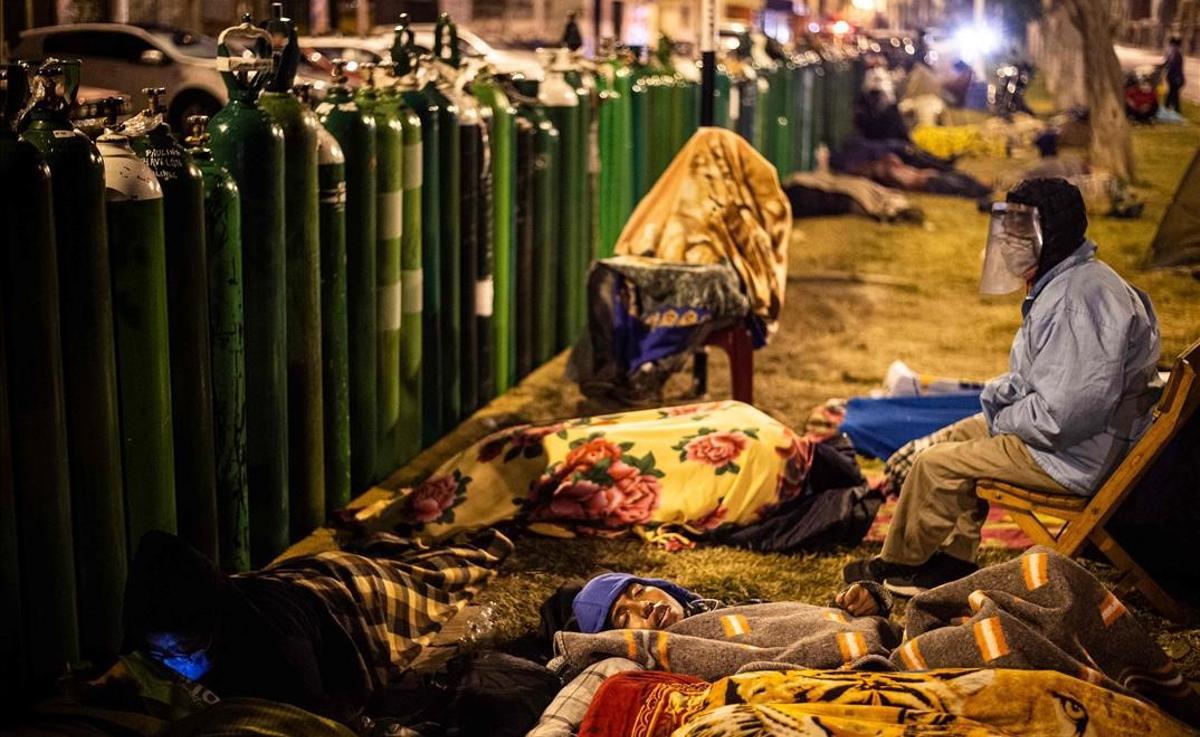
[14,23,226,130]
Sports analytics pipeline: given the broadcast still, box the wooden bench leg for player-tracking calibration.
[703,326,754,404]
[691,350,709,398]
[726,326,754,404]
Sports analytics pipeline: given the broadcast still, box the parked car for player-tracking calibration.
[368,23,544,79]
[14,23,224,130]
[297,35,390,86]
[15,22,328,130]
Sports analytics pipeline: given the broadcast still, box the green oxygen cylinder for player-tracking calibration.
[131,88,218,562]
[257,4,325,542]
[97,102,178,552]
[753,67,769,154]
[565,57,597,339]
[641,66,672,186]
[208,18,288,566]
[357,63,402,478]
[2,62,78,682]
[0,274,20,695]
[626,49,650,200]
[834,55,854,150]
[596,50,634,258]
[308,87,351,514]
[778,56,797,177]
[424,23,462,433]
[513,78,561,366]
[393,18,443,447]
[473,73,517,396]
[792,52,817,172]
[810,55,827,152]
[769,63,790,172]
[671,46,701,151]
[379,62,424,463]
[538,48,583,352]
[183,115,250,573]
[474,103,496,407]
[433,16,482,418]
[20,60,119,671]
[736,64,760,145]
[319,61,378,495]
[512,110,535,379]
[713,60,733,129]
[822,53,839,151]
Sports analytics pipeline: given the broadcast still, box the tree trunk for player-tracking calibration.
[1036,6,1089,110]
[1060,0,1136,181]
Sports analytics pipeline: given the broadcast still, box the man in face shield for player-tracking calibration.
[847,178,1161,596]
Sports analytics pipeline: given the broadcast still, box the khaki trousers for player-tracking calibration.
[880,414,1068,565]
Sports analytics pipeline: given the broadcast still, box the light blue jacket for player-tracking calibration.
[980,242,1161,495]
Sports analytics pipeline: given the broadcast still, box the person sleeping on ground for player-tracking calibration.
[87,529,511,730]
[349,400,880,556]
[566,572,892,634]
[534,549,1200,733]
[846,177,1162,597]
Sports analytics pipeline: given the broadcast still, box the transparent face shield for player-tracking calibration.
[980,202,1043,295]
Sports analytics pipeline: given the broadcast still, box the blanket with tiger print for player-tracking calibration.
[664,668,1198,736]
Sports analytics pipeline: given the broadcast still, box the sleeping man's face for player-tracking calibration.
[608,581,686,630]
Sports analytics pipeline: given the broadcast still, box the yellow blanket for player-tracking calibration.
[671,669,1198,737]
[614,128,792,324]
[377,401,817,544]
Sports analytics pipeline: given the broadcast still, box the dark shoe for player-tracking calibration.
[883,552,979,598]
[843,556,920,585]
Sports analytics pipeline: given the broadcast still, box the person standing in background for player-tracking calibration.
[1163,36,1186,112]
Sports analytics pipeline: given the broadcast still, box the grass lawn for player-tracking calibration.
[351,97,1200,672]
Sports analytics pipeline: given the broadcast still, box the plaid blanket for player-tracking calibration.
[251,530,512,693]
[526,657,642,737]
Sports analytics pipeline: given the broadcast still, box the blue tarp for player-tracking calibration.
[841,392,983,459]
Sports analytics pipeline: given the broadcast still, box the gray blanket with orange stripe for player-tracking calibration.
[552,547,1200,725]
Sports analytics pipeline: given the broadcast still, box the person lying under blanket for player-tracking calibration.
[536,548,1200,732]
[82,529,511,731]
[345,400,880,557]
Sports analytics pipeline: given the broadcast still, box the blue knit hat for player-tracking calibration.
[572,573,700,633]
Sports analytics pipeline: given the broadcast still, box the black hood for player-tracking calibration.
[1007,177,1088,280]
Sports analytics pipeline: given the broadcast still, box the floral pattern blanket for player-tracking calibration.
[361,402,822,547]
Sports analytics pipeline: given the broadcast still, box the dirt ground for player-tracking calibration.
[314,97,1200,676]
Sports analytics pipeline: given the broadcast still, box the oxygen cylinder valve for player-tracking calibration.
[292,82,312,105]
[391,13,418,76]
[331,59,348,85]
[184,114,210,147]
[360,62,377,88]
[30,62,68,114]
[142,86,167,114]
[102,96,124,127]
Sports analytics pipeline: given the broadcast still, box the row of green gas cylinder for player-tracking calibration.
[0,8,860,688]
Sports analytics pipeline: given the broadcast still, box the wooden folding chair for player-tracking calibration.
[976,338,1200,622]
